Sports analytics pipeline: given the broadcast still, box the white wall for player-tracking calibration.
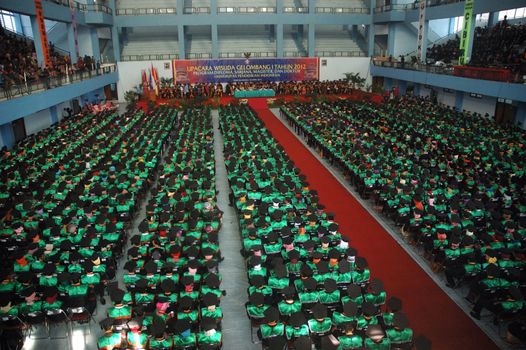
[393,23,416,57]
[462,94,496,117]
[437,90,455,108]
[319,57,372,86]
[429,18,450,38]
[117,60,175,101]
[24,109,51,136]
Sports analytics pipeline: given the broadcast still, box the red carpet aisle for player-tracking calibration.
[248,98,498,350]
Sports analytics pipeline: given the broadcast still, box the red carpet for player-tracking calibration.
[249,100,498,350]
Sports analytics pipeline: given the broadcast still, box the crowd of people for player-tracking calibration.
[280,96,526,328]
[0,26,99,89]
[158,80,352,100]
[425,19,526,78]
[220,104,416,349]
[0,106,176,349]
[99,107,226,349]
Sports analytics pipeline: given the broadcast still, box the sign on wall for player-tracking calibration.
[416,0,426,63]
[172,58,319,84]
[459,0,474,65]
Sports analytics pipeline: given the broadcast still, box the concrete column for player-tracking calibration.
[414,83,421,96]
[111,25,120,61]
[177,0,184,14]
[387,23,395,57]
[210,0,217,14]
[398,80,407,95]
[276,24,284,58]
[178,25,186,59]
[67,23,78,64]
[308,0,315,14]
[384,78,392,91]
[211,24,219,58]
[308,24,315,57]
[0,123,15,149]
[276,0,283,13]
[367,24,375,57]
[515,102,526,129]
[488,12,499,28]
[90,28,101,62]
[30,15,46,66]
[455,90,464,111]
[50,105,58,125]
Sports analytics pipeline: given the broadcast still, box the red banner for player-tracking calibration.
[453,66,514,82]
[34,0,51,68]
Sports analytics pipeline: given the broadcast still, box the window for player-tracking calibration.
[0,10,16,32]
[453,16,464,32]
[498,8,525,21]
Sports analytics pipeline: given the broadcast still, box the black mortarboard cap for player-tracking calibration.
[149,319,166,338]
[205,273,221,288]
[393,312,409,329]
[110,288,125,304]
[249,292,265,306]
[355,256,368,269]
[161,279,175,293]
[342,301,358,317]
[370,278,384,294]
[324,278,337,293]
[202,292,219,307]
[288,311,306,328]
[387,297,402,312]
[264,306,280,323]
[312,303,327,319]
[362,301,377,317]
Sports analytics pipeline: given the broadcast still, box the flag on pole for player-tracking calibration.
[149,69,154,91]
[141,69,148,95]
[151,63,159,95]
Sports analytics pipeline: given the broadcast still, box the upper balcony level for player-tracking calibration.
[371,60,526,103]
[373,0,526,23]
[115,0,370,16]
[0,0,113,25]
[0,64,118,124]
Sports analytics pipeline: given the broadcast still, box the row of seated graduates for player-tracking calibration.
[219,104,415,350]
[99,107,226,350]
[279,97,526,325]
[0,110,119,219]
[0,107,176,336]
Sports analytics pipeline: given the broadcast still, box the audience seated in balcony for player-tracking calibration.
[0,26,98,88]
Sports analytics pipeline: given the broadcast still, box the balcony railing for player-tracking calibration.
[316,7,370,14]
[183,7,211,14]
[374,0,463,13]
[85,4,112,14]
[116,7,176,15]
[46,0,113,14]
[315,50,367,57]
[1,64,117,101]
[219,52,277,58]
[217,7,277,14]
[283,7,309,13]
[121,54,179,61]
[187,52,212,59]
[372,59,524,83]
[283,51,308,57]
